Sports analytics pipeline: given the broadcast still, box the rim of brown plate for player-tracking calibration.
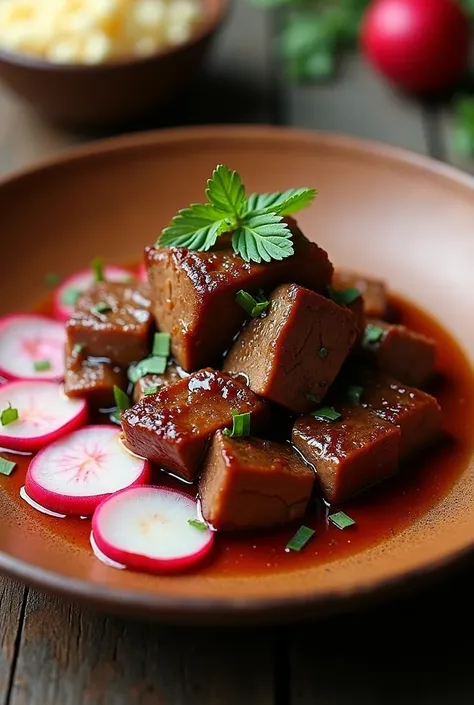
[2,124,474,624]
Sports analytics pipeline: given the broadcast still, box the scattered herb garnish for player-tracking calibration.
[347,384,363,404]
[144,386,159,396]
[318,347,328,359]
[328,286,361,306]
[73,344,84,356]
[311,406,341,422]
[128,356,168,383]
[45,273,61,288]
[152,332,171,358]
[188,519,208,531]
[286,525,315,552]
[109,410,122,426]
[223,411,251,438]
[93,302,112,316]
[1,404,19,427]
[236,290,270,317]
[0,457,16,476]
[34,360,51,372]
[329,511,356,530]
[363,324,385,345]
[158,165,316,264]
[91,257,105,283]
[62,288,81,306]
[113,386,131,412]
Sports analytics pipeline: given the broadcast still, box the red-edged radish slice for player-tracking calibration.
[92,486,214,573]
[25,426,151,516]
[138,264,148,284]
[0,381,87,451]
[53,266,134,321]
[0,315,66,381]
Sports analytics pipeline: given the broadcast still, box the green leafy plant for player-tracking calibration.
[452,96,474,158]
[158,165,316,264]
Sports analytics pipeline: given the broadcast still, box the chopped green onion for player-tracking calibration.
[0,457,16,476]
[72,344,84,356]
[152,332,171,358]
[113,386,131,412]
[128,356,168,383]
[318,347,328,359]
[347,384,363,404]
[364,324,385,345]
[223,411,251,438]
[62,287,81,306]
[328,286,361,306]
[329,511,356,530]
[1,404,18,427]
[188,519,208,531]
[286,525,315,552]
[34,360,51,372]
[236,290,270,317]
[311,406,341,422]
[91,257,105,283]
[93,302,112,315]
[45,273,61,288]
[144,386,159,396]
[109,410,122,426]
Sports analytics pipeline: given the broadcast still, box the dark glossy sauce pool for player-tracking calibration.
[3,289,474,577]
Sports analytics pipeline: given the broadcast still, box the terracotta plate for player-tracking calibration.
[1,125,474,624]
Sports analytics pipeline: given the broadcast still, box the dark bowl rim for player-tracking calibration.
[0,0,229,73]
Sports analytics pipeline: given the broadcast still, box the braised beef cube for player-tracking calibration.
[66,282,153,367]
[122,369,269,482]
[147,218,333,371]
[224,284,357,414]
[199,431,315,531]
[292,403,400,503]
[64,343,126,408]
[333,269,387,318]
[362,320,436,387]
[133,365,188,403]
[356,370,442,460]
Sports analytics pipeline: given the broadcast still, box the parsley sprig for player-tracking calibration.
[158,165,316,264]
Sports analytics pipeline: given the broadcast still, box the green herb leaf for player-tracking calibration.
[72,344,84,356]
[452,95,474,158]
[0,457,16,476]
[45,273,61,288]
[347,384,363,404]
[286,525,315,552]
[128,356,168,383]
[318,347,328,359]
[188,519,208,531]
[159,204,227,251]
[328,286,361,306]
[113,386,131,412]
[223,411,251,438]
[93,302,112,315]
[91,257,105,283]
[364,324,385,345]
[236,290,270,317]
[232,213,293,263]
[152,332,171,358]
[1,404,19,426]
[143,386,159,396]
[247,188,316,216]
[34,360,51,372]
[206,165,247,218]
[311,406,341,422]
[62,287,81,306]
[109,410,122,426]
[329,511,356,530]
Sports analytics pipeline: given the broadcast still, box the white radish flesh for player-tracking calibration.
[53,266,134,321]
[25,426,151,516]
[0,381,87,451]
[0,315,65,381]
[92,486,214,573]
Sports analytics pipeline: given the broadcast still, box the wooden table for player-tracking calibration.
[0,4,473,703]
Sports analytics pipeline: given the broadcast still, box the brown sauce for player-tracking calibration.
[3,290,474,578]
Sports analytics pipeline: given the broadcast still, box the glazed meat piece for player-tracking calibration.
[355,370,442,460]
[64,343,127,408]
[66,281,153,367]
[224,284,357,414]
[121,369,269,482]
[199,431,315,531]
[362,320,436,387]
[132,364,188,403]
[146,218,333,371]
[292,402,400,503]
[333,269,388,319]
[344,292,365,346]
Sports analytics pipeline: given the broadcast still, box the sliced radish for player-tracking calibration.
[25,426,151,516]
[0,314,66,381]
[0,381,87,451]
[91,486,215,573]
[53,266,134,321]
